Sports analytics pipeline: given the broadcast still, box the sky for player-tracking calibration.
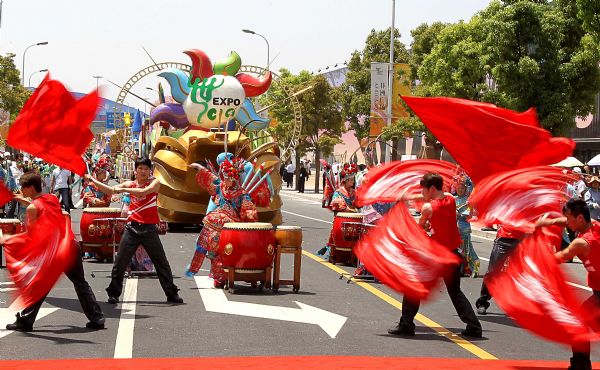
[0,0,491,112]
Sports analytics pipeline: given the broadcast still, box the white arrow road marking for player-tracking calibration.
[0,308,58,338]
[114,278,138,359]
[0,282,15,286]
[0,288,16,293]
[195,276,346,338]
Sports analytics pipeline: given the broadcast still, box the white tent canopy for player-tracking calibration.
[550,156,584,167]
[588,154,600,166]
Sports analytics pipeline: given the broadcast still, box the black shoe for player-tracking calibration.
[85,317,105,330]
[108,296,119,304]
[477,306,487,315]
[387,325,415,337]
[568,356,592,370]
[5,321,33,332]
[461,327,483,338]
[167,294,184,304]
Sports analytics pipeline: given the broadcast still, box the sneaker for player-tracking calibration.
[108,296,119,304]
[5,321,33,332]
[85,317,105,330]
[477,306,487,315]
[387,325,415,337]
[461,327,483,338]
[166,294,184,304]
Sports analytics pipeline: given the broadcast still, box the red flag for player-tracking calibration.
[355,203,460,301]
[401,96,575,184]
[355,159,461,207]
[8,73,100,176]
[4,194,77,309]
[0,182,14,207]
[469,166,576,234]
[487,229,598,345]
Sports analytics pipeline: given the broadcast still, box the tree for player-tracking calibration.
[0,54,30,122]
[416,0,600,135]
[576,0,600,42]
[409,22,449,81]
[338,28,409,144]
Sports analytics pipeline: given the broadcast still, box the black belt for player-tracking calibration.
[128,221,155,227]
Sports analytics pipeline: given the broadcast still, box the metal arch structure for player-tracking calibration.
[112,63,303,160]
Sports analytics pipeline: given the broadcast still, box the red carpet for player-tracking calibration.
[0,356,591,370]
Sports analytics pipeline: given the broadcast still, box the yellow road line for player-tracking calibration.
[303,250,498,360]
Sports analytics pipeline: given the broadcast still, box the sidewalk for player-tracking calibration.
[282,175,498,240]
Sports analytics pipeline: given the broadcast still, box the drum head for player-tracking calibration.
[336,212,364,219]
[83,207,121,213]
[223,222,273,230]
[275,225,302,231]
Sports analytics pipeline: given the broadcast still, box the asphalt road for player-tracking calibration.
[0,187,597,364]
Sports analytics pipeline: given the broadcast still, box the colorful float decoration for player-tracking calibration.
[148,49,281,224]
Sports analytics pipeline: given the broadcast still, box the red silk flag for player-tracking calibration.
[401,96,575,184]
[469,166,576,235]
[355,159,461,207]
[487,229,598,345]
[4,194,77,309]
[354,203,460,301]
[8,73,100,176]
[0,182,14,207]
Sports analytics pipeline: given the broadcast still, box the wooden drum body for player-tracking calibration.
[79,207,122,259]
[0,219,24,236]
[329,212,363,265]
[218,222,276,269]
[274,225,302,248]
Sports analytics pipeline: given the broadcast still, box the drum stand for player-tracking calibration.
[90,217,121,278]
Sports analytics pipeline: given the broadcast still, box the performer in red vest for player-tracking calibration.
[537,199,599,370]
[5,173,105,331]
[86,157,182,304]
[388,173,482,338]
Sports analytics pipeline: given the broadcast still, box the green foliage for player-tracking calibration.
[380,116,427,141]
[338,28,409,140]
[0,54,30,122]
[409,22,449,81]
[414,0,600,134]
[575,0,600,42]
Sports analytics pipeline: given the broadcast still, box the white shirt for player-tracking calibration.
[52,168,71,190]
[286,163,294,173]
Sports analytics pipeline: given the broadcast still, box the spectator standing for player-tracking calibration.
[50,167,72,214]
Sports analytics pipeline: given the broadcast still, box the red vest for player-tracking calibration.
[429,195,462,250]
[580,221,600,291]
[127,178,160,224]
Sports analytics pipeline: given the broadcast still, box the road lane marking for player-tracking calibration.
[195,276,347,338]
[302,250,497,360]
[114,278,138,359]
[279,193,322,205]
[281,210,332,224]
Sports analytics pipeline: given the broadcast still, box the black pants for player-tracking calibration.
[4,199,17,219]
[56,188,71,214]
[571,290,600,366]
[106,222,178,298]
[399,262,481,332]
[298,177,306,193]
[476,237,520,309]
[14,247,104,327]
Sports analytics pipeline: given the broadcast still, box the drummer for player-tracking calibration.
[81,157,111,208]
[85,157,183,304]
[186,154,258,288]
[317,163,359,259]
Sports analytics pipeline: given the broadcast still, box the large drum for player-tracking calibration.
[219,222,276,269]
[274,225,302,248]
[332,212,364,249]
[80,207,122,260]
[0,219,24,236]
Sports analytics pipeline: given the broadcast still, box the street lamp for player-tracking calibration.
[28,68,48,88]
[92,75,102,91]
[385,0,395,163]
[242,29,270,69]
[22,41,49,86]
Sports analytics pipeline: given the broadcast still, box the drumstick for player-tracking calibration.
[244,164,264,192]
[241,159,257,188]
[248,168,273,195]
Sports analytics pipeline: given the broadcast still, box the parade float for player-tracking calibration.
[111,49,301,225]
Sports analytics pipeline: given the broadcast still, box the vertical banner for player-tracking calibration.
[369,62,390,137]
[392,63,412,121]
